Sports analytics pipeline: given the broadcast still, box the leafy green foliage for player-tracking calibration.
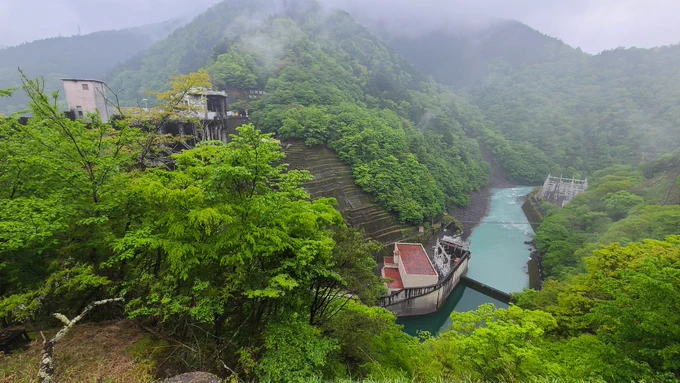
[241,12,489,222]
[117,124,343,330]
[105,2,491,223]
[516,237,680,380]
[427,305,560,381]
[0,78,387,380]
[257,319,338,382]
[206,44,259,89]
[535,165,680,279]
[6,2,680,382]
[601,190,645,220]
[0,75,140,302]
[322,300,431,380]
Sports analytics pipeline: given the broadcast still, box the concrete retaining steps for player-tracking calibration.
[283,141,415,244]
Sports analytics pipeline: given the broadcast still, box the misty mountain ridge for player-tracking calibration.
[93,0,680,179]
[380,19,578,88]
[5,0,680,179]
[0,19,181,113]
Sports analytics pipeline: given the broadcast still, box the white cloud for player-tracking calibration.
[325,0,680,53]
[2,0,680,52]
[0,0,221,46]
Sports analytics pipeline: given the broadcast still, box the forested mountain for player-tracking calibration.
[0,20,179,113]
[383,20,573,89]
[106,0,496,223]
[384,21,680,182]
[3,1,680,382]
[106,0,287,104]
[535,159,680,280]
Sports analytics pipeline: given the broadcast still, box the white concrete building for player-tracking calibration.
[62,79,110,122]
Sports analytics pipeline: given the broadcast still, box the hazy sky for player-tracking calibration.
[2,0,680,53]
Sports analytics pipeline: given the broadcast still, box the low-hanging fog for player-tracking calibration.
[2,0,680,53]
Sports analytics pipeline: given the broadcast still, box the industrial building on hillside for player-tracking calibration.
[61,79,111,122]
[182,88,229,120]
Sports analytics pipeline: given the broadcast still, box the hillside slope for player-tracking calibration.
[106,0,492,224]
[0,21,178,113]
[284,142,415,244]
[384,20,579,88]
[384,21,680,179]
[105,0,285,104]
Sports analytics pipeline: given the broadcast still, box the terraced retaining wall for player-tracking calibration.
[283,141,415,244]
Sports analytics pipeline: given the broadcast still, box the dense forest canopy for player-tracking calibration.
[4,69,680,383]
[2,0,680,381]
[0,20,178,114]
[107,0,573,222]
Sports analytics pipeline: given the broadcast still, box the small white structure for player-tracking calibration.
[382,243,438,292]
[62,79,110,122]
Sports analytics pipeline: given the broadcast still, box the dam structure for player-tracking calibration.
[378,229,510,317]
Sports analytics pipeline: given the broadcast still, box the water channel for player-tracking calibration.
[398,187,534,336]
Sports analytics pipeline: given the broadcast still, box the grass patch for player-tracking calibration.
[0,320,165,383]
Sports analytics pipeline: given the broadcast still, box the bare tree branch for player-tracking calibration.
[38,298,124,383]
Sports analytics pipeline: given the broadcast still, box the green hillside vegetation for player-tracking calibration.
[0,21,178,113]
[386,22,680,183]
[109,0,568,223]
[106,0,284,104]
[3,80,680,382]
[535,157,680,280]
[384,20,567,89]
[3,1,680,382]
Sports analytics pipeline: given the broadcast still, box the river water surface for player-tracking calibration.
[398,187,534,336]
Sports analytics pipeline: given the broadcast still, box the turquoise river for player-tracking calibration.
[398,187,535,336]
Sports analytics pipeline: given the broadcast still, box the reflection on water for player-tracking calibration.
[397,187,533,336]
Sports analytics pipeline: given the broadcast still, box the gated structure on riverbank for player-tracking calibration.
[538,175,588,206]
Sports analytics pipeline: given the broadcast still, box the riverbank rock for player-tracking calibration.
[164,372,222,383]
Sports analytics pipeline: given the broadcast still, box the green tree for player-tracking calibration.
[0,77,139,317]
[601,190,644,220]
[587,237,680,375]
[256,319,339,383]
[308,226,384,325]
[426,304,559,382]
[206,45,258,89]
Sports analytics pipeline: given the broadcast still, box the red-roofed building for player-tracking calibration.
[382,243,438,292]
[383,267,403,290]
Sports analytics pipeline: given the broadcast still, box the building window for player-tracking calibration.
[82,84,89,91]
[76,106,83,117]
